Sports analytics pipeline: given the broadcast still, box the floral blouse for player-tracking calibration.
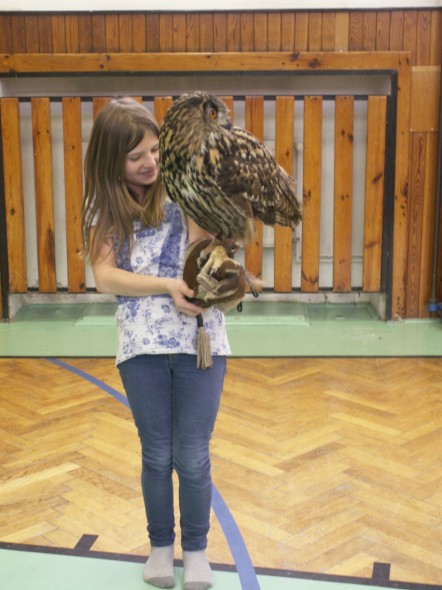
[114,199,231,366]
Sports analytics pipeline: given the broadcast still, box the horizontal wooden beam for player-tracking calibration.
[0,51,410,75]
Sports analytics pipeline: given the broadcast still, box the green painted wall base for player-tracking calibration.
[0,302,441,357]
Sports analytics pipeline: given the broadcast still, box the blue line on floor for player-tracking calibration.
[47,357,260,590]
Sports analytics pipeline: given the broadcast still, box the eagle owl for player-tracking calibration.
[159,91,302,248]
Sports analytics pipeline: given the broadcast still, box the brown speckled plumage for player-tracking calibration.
[159,91,302,243]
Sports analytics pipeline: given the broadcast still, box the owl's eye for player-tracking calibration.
[208,108,217,120]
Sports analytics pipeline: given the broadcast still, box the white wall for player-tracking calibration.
[0,0,440,11]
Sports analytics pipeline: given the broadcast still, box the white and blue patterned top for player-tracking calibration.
[114,199,231,366]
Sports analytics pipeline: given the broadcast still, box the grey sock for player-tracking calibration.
[143,545,175,588]
[183,550,214,590]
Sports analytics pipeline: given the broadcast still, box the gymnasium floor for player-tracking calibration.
[1,301,441,590]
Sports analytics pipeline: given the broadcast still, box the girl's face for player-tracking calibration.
[124,129,160,199]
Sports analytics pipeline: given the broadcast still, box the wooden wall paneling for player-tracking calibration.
[227,13,241,51]
[274,96,295,292]
[363,96,387,293]
[0,16,12,53]
[10,15,25,53]
[244,96,264,281]
[392,55,412,317]
[31,98,56,293]
[321,12,336,52]
[294,13,308,52]
[91,15,106,53]
[403,11,418,65]
[65,15,80,53]
[389,10,404,51]
[416,11,432,66]
[119,14,133,53]
[335,12,349,51]
[186,14,201,52]
[241,13,254,52]
[132,15,146,53]
[410,66,440,133]
[105,15,119,52]
[145,14,160,53]
[159,13,175,51]
[348,12,363,50]
[51,15,66,53]
[172,15,186,52]
[24,15,39,53]
[78,15,93,53]
[429,10,441,66]
[281,13,295,52]
[254,13,268,52]
[39,14,55,53]
[418,133,438,317]
[363,11,377,51]
[213,13,228,52]
[200,14,214,52]
[376,11,391,51]
[406,133,426,316]
[333,96,354,293]
[154,96,173,125]
[62,98,85,292]
[308,12,322,51]
[1,98,27,293]
[301,96,322,293]
[268,13,282,52]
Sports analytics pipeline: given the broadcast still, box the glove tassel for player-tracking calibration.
[196,313,213,369]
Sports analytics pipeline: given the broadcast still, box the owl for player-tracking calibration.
[159,91,302,248]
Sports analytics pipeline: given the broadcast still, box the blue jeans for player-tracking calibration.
[118,354,226,551]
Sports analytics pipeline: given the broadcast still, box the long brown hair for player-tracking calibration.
[82,97,165,263]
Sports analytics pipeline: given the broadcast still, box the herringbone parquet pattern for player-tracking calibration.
[0,357,441,586]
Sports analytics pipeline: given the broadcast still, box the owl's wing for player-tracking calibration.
[216,127,300,229]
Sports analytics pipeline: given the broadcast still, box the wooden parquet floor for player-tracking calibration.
[0,357,441,586]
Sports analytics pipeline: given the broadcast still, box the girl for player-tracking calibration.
[82,97,230,590]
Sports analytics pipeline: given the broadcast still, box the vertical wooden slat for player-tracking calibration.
[65,15,80,53]
[38,16,53,53]
[0,15,13,53]
[418,133,438,317]
[268,13,281,51]
[389,11,404,50]
[274,96,295,293]
[321,12,336,51]
[416,10,432,66]
[241,13,254,51]
[200,14,214,52]
[348,12,363,50]
[376,11,391,50]
[93,97,111,121]
[403,10,418,64]
[254,14,268,52]
[51,15,66,53]
[281,13,295,51]
[32,98,56,293]
[301,96,322,293]
[186,14,200,52]
[91,14,106,52]
[335,12,349,50]
[24,15,39,53]
[119,14,133,52]
[105,14,119,52]
[244,96,264,281]
[172,14,186,52]
[333,96,354,293]
[79,15,93,53]
[132,14,146,53]
[294,13,309,51]
[1,98,27,293]
[429,10,442,66]
[154,96,173,126]
[145,14,160,53]
[62,98,85,293]
[308,13,322,51]
[159,14,173,52]
[214,13,228,52]
[11,15,26,53]
[226,13,241,51]
[362,12,377,50]
[363,96,387,293]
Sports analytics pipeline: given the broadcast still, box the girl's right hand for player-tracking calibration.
[167,278,205,317]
